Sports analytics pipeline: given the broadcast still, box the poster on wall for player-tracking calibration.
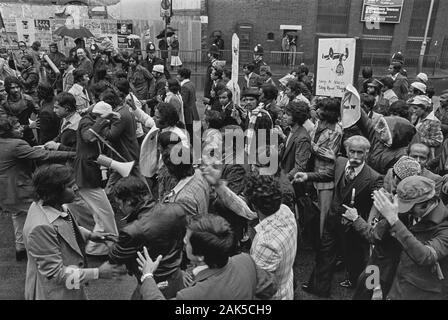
[315,38,357,98]
[361,0,404,24]
[117,21,133,49]
[34,19,52,49]
[16,18,36,45]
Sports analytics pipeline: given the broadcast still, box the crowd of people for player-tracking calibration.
[0,35,448,301]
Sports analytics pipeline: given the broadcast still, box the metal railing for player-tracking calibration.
[161,49,305,72]
[361,53,439,75]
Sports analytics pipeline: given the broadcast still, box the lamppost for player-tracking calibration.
[417,0,435,74]
[161,0,172,59]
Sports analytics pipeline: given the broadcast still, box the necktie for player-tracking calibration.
[345,166,356,181]
[63,208,88,265]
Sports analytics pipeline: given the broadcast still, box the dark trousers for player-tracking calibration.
[307,214,369,296]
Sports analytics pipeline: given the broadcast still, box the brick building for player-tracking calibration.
[203,0,448,68]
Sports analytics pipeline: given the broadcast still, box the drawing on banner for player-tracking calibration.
[316,38,356,98]
[321,47,349,76]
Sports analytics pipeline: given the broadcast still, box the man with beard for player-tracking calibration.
[296,135,383,297]
[127,53,153,102]
[90,44,106,84]
[17,55,39,102]
[146,65,167,116]
[75,48,93,79]
[215,88,243,127]
[0,76,39,145]
[45,43,66,93]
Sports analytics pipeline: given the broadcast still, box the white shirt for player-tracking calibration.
[192,265,209,277]
[180,79,190,87]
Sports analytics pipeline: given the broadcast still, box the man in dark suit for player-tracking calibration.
[204,44,220,101]
[295,135,383,297]
[136,215,277,300]
[44,92,80,152]
[388,62,409,100]
[280,101,312,182]
[177,67,199,142]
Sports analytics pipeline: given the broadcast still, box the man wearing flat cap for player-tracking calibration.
[373,176,448,299]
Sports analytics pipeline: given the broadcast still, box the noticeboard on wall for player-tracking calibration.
[315,38,357,98]
[361,0,404,24]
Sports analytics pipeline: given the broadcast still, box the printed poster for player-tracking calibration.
[117,21,133,49]
[34,19,52,49]
[316,38,356,98]
[16,18,36,45]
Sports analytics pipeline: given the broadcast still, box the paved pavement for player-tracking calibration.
[0,208,355,300]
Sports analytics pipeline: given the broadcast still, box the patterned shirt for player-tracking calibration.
[416,111,443,149]
[251,204,297,300]
[309,121,343,190]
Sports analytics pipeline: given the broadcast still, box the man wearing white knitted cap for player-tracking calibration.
[416,72,428,84]
[73,100,120,257]
[409,82,427,97]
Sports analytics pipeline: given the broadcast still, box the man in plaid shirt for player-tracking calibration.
[244,173,298,300]
[202,166,298,299]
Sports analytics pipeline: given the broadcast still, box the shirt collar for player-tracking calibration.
[255,204,289,233]
[180,79,190,86]
[422,111,437,122]
[345,161,365,176]
[192,265,209,277]
[39,201,68,224]
[62,112,81,130]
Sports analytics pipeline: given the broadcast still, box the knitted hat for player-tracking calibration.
[152,64,164,74]
[393,156,422,181]
[410,82,427,94]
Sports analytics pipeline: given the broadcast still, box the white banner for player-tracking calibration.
[341,84,361,129]
[16,18,36,45]
[316,38,356,98]
[231,33,241,106]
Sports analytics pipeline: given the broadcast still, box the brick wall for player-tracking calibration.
[207,0,317,63]
[205,0,448,66]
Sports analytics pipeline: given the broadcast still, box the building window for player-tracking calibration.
[408,0,439,37]
[267,32,274,41]
[317,0,350,34]
[362,39,393,54]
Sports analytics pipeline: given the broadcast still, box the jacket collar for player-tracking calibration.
[411,201,448,232]
[195,262,229,283]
